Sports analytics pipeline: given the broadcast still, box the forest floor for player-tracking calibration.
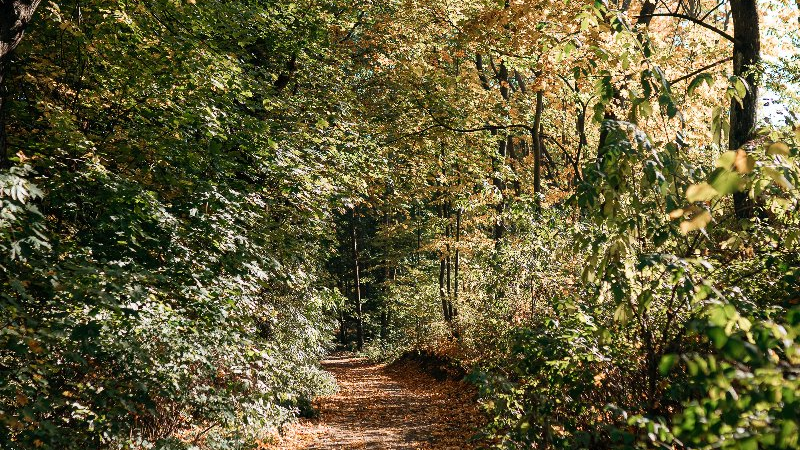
[265,353,484,449]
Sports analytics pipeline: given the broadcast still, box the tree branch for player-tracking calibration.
[636,12,736,43]
[670,56,732,85]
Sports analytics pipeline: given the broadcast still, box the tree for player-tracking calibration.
[729,0,761,218]
[0,0,41,166]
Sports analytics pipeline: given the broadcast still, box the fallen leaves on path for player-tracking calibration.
[265,354,484,449]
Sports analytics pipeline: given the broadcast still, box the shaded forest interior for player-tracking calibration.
[1,0,799,449]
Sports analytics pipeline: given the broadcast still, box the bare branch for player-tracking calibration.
[636,12,736,43]
[670,56,732,85]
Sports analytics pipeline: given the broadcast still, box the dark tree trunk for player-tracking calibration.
[0,0,41,76]
[438,146,453,322]
[492,137,505,243]
[445,201,452,320]
[532,91,544,205]
[729,0,760,219]
[0,0,42,167]
[439,257,449,322]
[575,102,587,183]
[381,212,393,342]
[453,206,460,318]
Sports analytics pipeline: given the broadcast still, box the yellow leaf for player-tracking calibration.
[686,182,718,202]
[668,208,685,220]
[766,142,790,157]
[733,150,754,173]
[680,210,712,234]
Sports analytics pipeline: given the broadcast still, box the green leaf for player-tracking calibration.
[639,99,653,118]
[658,354,678,375]
[735,78,748,99]
[717,151,737,169]
[614,302,631,325]
[708,327,728,349]
[739,437,757,450]
[711,106,725,146]
[687,73,713,96]
[708,168,742,195]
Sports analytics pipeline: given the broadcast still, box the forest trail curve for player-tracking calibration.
[267,354,483,449]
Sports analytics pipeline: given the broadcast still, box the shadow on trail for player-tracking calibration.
[272,353,482,449]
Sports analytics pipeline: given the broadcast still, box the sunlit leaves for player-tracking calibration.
[686,182,717,202]
[679,209,711,234]
[712,106,730,147]
[767,142,791,157]
[687,73,714,96]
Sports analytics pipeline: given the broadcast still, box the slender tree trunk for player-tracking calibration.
[438,146,452,322]
[453,205,460,320]
[494,60,511,243]
[352,213,364,350]
[381,212,391,342]
[380,303,390,342]
[446,201,454,322]
[729,0,760,218]
[575,101,587,183]
[336,281,343,344]
[492,132,506,243]
[439,257,449,322]
[339,308,347,346]
[342,280,350,346]
[532,91,544,205]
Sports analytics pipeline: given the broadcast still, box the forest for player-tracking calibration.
[0,0,799,448]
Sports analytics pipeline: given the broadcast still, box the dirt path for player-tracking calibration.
[268,354,483,449]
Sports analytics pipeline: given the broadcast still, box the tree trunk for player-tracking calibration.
[729,0,760,219]
[0,0,42,167]
[575,101,587,183]
[380,308,388,342]
[340,280,349,346]
[0,0,42,78]
[382,212,392,342]
[453,206,460,318]
[439,257,449,322]
[532,91,544,205]
[352,213,364,350]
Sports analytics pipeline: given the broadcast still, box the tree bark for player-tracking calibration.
[453,206,460,318]
[340,280,350,346]
[0,0,41,67]
[0,0,43,167]
[729,0,760,219]
[574,101,587,183]
[532,91,544,205]
[352,212,364,350]
[445,200,453,321]
[439,257,449,322]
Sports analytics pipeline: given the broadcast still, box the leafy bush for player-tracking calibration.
[470,119,800,449]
